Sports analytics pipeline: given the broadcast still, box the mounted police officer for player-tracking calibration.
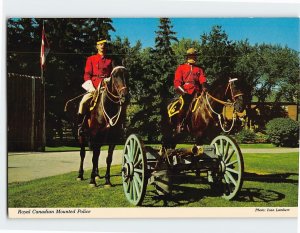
[77,38,113,136]
[173,48,208,132]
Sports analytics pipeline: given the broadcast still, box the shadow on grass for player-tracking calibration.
[142,172,297,206]
[143,186,212,207]
[143,174,216,207]
[236,188,285,203]
[244,172,298,184]
[233,172,298,203]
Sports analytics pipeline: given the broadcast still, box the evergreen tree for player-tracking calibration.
[172,38,200,64]
[7,18,41,75]
[133,18,178,142]
[200,25,237,83]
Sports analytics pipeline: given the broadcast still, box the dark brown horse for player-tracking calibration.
[162,77,245,149]
[77,66,128,187]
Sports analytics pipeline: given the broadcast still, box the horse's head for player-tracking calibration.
[106,66,128,104]
[225,78,245,113]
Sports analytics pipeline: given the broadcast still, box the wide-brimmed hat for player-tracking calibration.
[186,48,198,56]
[96,38,107,45]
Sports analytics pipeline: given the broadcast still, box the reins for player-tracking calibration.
[100,89,123,126]
[99,66,127,127]
[205,92,237,133]
[64,92,87,112]
[203,78,242,133]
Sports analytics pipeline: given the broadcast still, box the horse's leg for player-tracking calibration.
[94,146,101,181]
[90,145,100,187]
[104,144,115,187]
[161,119,178,150]
[77,136,85,181]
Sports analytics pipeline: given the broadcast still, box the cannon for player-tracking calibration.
[121,134,244,206]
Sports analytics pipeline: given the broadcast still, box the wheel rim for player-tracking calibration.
[122,134,147,206]
[210,135,244,200]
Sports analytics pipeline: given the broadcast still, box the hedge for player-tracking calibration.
[266,118,299,147]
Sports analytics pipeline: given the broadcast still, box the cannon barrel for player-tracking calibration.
[164,145,216,158]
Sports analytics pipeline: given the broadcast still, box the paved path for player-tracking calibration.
[8,150,123,183]
[8,148,298,183]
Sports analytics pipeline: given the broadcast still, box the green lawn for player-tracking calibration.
[8,152,298,208]
[45,143,278,152]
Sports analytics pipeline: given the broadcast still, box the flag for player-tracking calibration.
[40,24,50,69]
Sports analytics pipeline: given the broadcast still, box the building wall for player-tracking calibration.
[7,73,45,151]
[224,102,298,129]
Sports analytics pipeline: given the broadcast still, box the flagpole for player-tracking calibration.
[41,20,46,151]
[41,20,45,84]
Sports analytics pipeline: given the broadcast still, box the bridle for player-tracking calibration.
[205,78,243,133]
[100,66,127,127]
[104,66,127,102]
[225,78,244,102]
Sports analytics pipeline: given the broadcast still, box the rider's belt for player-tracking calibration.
[184,82,195,85]
[92,75,106,78]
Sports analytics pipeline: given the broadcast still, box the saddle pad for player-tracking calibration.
[168,96,184,117]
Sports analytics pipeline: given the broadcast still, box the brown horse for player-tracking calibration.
[77,66,128,187]
[162,77,245,149]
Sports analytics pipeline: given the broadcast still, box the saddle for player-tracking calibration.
[167,94,202,118]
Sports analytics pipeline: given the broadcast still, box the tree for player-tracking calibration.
[234,42,299,129]
[234,40,260,105]
[132,18,178,142]
[154,18,178,96]
[172,38,200,64]
[200,25,237,83]
[272,47,299,103]
[7,18,41,75]
[110,37,145,135]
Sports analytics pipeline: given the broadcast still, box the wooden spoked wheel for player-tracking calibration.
[210,135,244,200]
[122,134,148,206]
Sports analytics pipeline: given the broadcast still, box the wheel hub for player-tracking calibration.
[219,160,226,173]
[123,162,134,179]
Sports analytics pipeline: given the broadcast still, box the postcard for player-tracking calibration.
[7,17,299,220]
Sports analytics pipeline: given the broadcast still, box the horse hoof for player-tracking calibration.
[89,183,96,188]
[77,177,83,181]
[95,176,101,180]
[104,183,112,188]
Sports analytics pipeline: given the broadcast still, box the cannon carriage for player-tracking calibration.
[121,133,244,206]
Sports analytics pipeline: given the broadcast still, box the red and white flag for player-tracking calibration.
[40,24,50,69]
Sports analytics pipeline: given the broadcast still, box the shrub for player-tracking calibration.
[235,129,256,144]
[266,118,299,147]
[255,132,268,143]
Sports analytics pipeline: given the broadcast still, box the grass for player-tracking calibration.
[239,143,276,149]
[45,143,278,152]
[8,152,298,208]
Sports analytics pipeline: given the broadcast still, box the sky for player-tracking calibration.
[111,18,300,51]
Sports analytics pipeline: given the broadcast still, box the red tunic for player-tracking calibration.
[83,54,112,88]
[174,63,206,95]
